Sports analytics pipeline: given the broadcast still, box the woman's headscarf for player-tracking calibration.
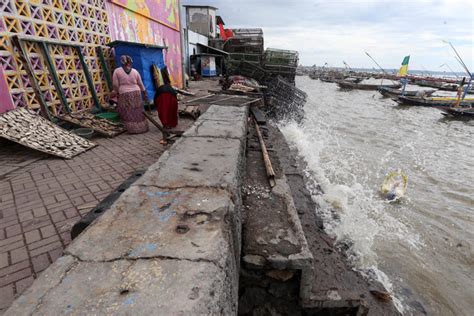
[120,55,133,66]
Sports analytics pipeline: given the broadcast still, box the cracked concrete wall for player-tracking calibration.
[6,104,249,315]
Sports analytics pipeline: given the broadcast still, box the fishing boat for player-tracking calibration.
[412,80,474,94]
[378,56,439,98]
[378,86,436,98]
[395,95,474,107]
[440,107,474,118]
[337,80,401,90]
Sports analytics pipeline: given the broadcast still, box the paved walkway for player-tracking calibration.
[0,119,177,311]
[0,79,216,312]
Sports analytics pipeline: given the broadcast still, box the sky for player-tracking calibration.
[182,0,474,72]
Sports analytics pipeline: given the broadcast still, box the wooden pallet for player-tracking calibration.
[0,108,96,159]
[57,112,125,137]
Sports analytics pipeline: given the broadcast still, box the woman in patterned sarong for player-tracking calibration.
[112,55,149,134]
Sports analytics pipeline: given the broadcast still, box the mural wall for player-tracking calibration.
[0,0,112,115]
[106,0,183,88]
[110,0,180,30]
[0,0,183,115]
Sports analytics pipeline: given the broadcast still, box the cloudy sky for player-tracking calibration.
[182,0,473,72]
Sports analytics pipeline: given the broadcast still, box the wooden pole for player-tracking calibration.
[453,78,466,108]
[96,46,113,91]
[183,94,212,104]
[143,111,169,137]
[39,41,71,113]
[75,46,101,110]
[11,36,52,120]
[254,119,276,188]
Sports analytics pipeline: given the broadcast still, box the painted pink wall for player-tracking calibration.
[110,0,180,30]
[0,66,15,114]
[106,1,183,88]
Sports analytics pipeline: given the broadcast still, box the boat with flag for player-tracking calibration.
[379,55,436,97]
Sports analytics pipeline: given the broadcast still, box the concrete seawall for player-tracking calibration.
[5,104,249,315]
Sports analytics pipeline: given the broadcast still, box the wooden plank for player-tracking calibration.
[57,112,125,137]
[182,94,213,104]
[11,36,52,120]
[0,108,96,159]
[209,95,237,104]
[75,46,101,110]
[38,41,71,113]
[179,105,200,120]
[254,119,276,187]
[250,106,266,125]
[143,111,167,134]
[96,46,113,91]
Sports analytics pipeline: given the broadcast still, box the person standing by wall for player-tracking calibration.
[154,66,178,145]
[112,55,149,134]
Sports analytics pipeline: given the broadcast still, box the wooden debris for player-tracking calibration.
[254,119,276,187]
[179,105,201,120]
[143,111,166,134]
[250,106,266,125]
[174,87,195,96]
[11,36,51,120]
[182,94,213,104]
[57,112,125,137]
[0,108,95,159]
[229,83,256,93]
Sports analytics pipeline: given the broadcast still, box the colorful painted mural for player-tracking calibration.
[110,0,180,30]
[0,0,112,115]
[106,1,183,88]
[0,0,182,115]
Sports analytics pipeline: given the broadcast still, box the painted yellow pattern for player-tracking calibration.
[0,0,113,114]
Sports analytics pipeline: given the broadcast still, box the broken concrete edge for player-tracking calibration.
[5,255,237,316]
[300,287,371,316]
[65,186,236,261]
[5,104,250,315]
[242,176,313,271]
[271,177,313,268]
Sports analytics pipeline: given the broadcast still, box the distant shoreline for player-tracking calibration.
[299,66,466,77]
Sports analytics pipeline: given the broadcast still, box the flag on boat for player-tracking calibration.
[399,55,410,76]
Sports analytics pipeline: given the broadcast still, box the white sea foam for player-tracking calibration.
[279,116,421,313]
[278,77,474,315]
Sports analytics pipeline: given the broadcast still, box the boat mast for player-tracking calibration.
[439,63,459,79]
[365,52,397,85]
[446,41,473,99]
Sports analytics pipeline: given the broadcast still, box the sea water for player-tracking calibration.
[279,76,474,315]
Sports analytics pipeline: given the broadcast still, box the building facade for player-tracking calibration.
[0,0,183,115]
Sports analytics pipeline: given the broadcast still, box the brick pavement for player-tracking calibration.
[0,118,190,312]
